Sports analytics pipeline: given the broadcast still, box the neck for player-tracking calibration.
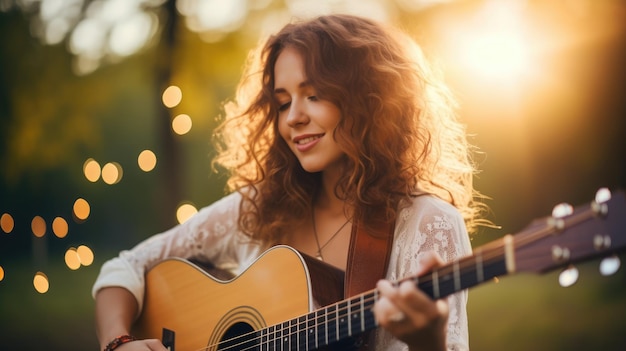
[318,167,347,215]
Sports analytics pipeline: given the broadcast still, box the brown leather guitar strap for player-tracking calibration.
[345,217,396,350]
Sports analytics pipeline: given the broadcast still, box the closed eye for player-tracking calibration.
[278,101,291,111]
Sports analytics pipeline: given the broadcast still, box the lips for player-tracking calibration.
[293,133,324,151]
[295,135,322,145]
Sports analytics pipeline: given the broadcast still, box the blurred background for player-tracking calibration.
[0,0,625,350]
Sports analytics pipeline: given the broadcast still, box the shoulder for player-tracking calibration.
[393,194,472,264]
[400,194,463,224]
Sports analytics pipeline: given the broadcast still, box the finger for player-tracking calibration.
[416,251,446,276]
[374,280,405,325]
[145,339,170,351]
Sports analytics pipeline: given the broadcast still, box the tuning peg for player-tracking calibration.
[599,255,621,276]
[595,187,612,203]
[558,265,579,287]
[552,203,573,218]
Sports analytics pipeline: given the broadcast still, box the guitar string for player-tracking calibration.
[197,249,513,351]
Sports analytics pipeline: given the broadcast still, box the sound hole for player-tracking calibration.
[218,322,258,351]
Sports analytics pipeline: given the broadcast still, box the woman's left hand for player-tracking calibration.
[373,251,449,351]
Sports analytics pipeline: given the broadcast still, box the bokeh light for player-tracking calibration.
[172,114,192,135]
[1,213,14,233]
[33,272,49,294]
[162,85,182,108]
[65,248,81,270]
[31,216,46,238]
[83,158,101,182]
[102,162,123,185]
[77,245,94,266]
[0,265,4,281]
[176,203,198,224]
[138,150,157,172]
[73,198,90,222]
[52,217,69,238]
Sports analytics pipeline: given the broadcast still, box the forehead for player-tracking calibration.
[273,47,308,91]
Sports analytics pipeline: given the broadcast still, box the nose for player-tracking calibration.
[285,99,309,127]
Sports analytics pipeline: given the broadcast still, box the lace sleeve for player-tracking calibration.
[91,191,265,313]
[375,195,472,351]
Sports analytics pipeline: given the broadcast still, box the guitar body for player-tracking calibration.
[134,245,345,351]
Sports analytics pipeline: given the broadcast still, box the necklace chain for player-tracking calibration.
[312,210,350,261]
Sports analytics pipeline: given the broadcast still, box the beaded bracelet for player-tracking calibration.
[104,334,136,351]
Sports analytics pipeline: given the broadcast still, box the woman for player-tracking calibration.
[94,14,484,351]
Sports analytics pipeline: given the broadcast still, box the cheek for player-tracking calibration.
[277,116,290,143]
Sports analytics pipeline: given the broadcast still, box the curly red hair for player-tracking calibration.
[213,14,485,244]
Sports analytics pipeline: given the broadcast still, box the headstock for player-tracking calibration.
[511,188,626,286]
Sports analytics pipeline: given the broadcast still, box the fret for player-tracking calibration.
[453,261,461,292]
[326,304,338,343]
[289,319,297,351]
[359,295,365,332]
[349,296,361,335]
[260,328,266,351]
[298,315,307,351]
[307,312,316,350]
[476,249,484,283]
[268,325,276,351]
[316,308,326,348]
[362,291,376,331]
[337,300,350,340]
[281,321,289,351]
[432,270,440,298]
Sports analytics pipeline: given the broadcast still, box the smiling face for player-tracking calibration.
[274,47,345,174]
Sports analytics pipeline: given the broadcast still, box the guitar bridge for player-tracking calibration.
[162,328,175,351]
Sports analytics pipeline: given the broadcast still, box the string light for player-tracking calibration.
[172,114,192,135]
[52,217,69,238]
[31,216,46,238]
[138,150,157,172]
[73,198,91,222]
[176,203,198,224]
[1,213,14,234]
[83,158,101,182]
[162,85,182,108]
[33,272,49,294]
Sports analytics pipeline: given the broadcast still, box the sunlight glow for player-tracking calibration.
[33,272,50,294]
[438,0,534,85]
[138,150,157,172]
[109,11,155,57]
[176,203,198,224]
[179,0,247,33]
[1,213,14,234]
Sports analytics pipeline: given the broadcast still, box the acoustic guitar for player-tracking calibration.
[133,189,626,351]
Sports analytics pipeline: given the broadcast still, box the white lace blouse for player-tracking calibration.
[92,192,472,351]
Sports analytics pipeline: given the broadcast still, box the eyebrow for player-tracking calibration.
[273,80,313,94]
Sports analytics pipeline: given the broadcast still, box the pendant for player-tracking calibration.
[316,253,323,261]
